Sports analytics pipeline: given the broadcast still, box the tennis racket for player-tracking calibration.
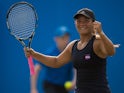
[6,1,38,75]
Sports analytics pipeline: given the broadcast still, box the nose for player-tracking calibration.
[78,22,87,27]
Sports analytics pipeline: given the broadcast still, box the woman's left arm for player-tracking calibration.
[93,21,115,56]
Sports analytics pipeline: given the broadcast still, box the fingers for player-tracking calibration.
[93,21,100,30]
[93,21,101,26]
[93,21,99,34]
[24,47,33,58]
[93,21,102,34]
[92,21,103,40]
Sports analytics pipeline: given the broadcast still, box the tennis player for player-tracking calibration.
[24,8,115,93]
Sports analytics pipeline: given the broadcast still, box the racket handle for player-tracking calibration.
[28,56,35,75]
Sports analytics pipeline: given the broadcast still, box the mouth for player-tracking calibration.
[81,27,85,30]
[80,27,87,31]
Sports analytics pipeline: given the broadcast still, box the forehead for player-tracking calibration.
[75,15,90,20]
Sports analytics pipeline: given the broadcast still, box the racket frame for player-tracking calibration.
[6,1,38,48]
[6,1,38,75]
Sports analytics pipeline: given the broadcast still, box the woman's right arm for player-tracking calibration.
[24,41,76,68]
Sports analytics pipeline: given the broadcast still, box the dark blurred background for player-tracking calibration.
[0,0,124,93]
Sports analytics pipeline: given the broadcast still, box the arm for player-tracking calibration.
[95,34,120,48]
[24,41,76,68]
[98,32,115,56]
[93,21,115,57]
[30,64,41,93]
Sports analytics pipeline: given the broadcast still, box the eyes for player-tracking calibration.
[74,15,92,25]
[75,19,91,24]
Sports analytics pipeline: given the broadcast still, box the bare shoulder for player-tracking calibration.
[56,40,78,64]
[65,40,78,53]
[68,40,77,46]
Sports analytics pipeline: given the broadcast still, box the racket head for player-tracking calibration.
[6,1,38,40]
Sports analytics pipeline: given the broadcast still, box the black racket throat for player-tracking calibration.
[17,32,35,48]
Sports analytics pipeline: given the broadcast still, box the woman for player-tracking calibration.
[24,8,115,93]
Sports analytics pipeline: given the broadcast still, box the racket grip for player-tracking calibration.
[28,56,35,75]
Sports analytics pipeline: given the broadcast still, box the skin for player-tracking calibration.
[24,15,115,68]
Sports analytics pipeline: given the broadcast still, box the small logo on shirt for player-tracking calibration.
[85,54,91,60]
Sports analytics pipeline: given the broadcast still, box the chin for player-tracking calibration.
[80,32,90,35]
[79,30,87,34]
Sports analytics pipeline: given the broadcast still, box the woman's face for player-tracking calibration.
[75,15,93,35]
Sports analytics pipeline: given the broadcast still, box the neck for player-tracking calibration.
[80,34,93,43]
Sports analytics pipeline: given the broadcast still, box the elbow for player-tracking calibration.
[51,64,61,68]
[51,65,61,68]
[50,58,61,68]
[52,61,62,68]
[108,47,116,56]
[43,63,60,68]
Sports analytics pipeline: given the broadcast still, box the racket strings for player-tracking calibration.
[8,4,36,39]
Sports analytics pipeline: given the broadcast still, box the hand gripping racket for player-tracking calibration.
[6,1,38,75]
